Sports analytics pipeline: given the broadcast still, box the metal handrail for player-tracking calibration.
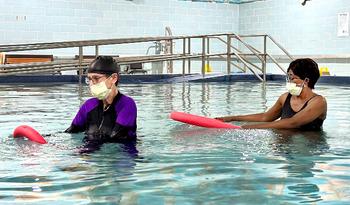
[266,35,294,60]
[209,36,242,54]
[208,36,245,72]
[232,34,265,62]
[236,37,287,74]
[208,36,260,73]
[0,33,230,52]
[0,52,232,75]
[266,53,287,74]
[237,34,294,79]
[230,51,263,81]
[0,32,292,81]
[239,34,293,61]
[209,35,263,80]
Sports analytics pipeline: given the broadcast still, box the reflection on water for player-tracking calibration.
[0,82,350,204]
[271,130,329,203]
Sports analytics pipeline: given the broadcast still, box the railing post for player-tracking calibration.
[263,35,267,82]
[206,36,210,73]
[182,38,186,76]
[95,45,99,57]
[78,46,84,104]
[169,39,173,73]
[187,37,191,74]
[78,46,83,84]
[202,37,206,76]
[227,34,231,74]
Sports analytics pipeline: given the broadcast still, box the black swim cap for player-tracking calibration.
[87,56,120,75]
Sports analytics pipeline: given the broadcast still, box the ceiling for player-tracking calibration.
[179,0,266,4]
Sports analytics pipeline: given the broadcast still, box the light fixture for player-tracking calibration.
[301,0,310,6]
[178,0,265,4]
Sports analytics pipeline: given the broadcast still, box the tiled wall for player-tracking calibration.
[239,0,350,75]
[0,0,239,56]
[1,0,349,75]
[239,0,350,55]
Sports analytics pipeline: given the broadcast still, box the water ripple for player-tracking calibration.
[0,83,350,204]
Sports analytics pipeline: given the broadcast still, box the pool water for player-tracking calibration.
[0,82,350,204]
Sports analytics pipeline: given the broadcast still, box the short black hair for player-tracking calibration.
[287,58,320,89]
[87,56,120,75]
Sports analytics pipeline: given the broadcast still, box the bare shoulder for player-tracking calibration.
[310,94,327,105]
[280,92,289,99]
[278,92,290,104]
[308,94,327,119]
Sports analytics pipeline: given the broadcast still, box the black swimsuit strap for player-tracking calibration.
[300,94,319,111]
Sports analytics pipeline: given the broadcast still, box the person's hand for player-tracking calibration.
[214,116,232,122]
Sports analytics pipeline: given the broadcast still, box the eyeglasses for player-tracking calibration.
[286,75,301,82]
[85,75,109,84]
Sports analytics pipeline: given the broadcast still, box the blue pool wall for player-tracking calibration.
[0,74,348,85]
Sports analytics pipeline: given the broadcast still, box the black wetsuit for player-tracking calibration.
[65,92,137,143]
[281,93,324,130]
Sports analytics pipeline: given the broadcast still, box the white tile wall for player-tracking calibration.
[1,0,349,75]
[0,0,239,57]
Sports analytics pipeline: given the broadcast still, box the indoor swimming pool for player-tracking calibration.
[0,82,349,204]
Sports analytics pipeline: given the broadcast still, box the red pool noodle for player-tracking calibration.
[13,125,47,144]
[170,111,241,129]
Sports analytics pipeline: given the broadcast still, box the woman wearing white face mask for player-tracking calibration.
[65,56,137,144]
[216,58,327,130]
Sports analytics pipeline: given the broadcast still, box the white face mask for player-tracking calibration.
[89,79,111,100]
[286,82,303,96]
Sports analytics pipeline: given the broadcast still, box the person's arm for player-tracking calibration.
[65,100,95,133]
[242,95,327,129]
[65,124,84,133]
[110,123,129,140]
[110,97,137,140]
[216,93,287,122]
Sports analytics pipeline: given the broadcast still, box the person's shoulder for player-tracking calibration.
[280,92,289,98]
[318,94,327,101]
[311,94,327,104]
[120,94,136,104]
[118,94,137,109]
[82,98,99,108]
[85,97,99,104]
[278,92,290,102]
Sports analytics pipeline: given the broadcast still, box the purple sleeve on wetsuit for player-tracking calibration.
[72,98,99,127]
[114,95,137,136]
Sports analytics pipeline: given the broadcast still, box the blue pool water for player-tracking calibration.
[0,82,350,204]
